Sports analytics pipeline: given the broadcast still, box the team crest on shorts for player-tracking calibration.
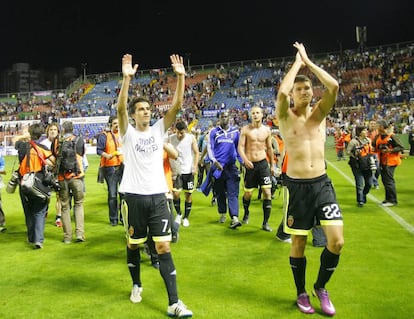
[287,215,294,227]
[128,226,134,237]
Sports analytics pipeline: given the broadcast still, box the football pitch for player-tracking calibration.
[0,146,413,319]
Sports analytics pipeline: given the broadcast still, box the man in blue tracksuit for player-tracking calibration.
[207,111,244,229]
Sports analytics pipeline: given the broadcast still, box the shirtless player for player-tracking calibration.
[238,105,275,231]
[275,42,344,316]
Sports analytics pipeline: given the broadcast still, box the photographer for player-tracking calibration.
[96,115,124,226]
[16,123,56,249]
[373,120,405,207]
[40,123,63,227]
[51,121,86,244]
[346,126,376,207]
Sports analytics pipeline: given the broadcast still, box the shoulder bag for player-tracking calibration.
[20,141,52,201]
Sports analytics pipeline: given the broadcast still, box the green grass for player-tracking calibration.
[0,147,413,319]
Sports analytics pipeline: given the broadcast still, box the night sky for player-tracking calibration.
[1,1,413,75]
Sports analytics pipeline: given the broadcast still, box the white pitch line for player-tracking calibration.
[327,160,414,235]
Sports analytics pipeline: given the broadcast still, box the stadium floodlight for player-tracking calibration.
[81,63,87,82]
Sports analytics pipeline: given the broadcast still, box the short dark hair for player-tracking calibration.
[294,74,312,87]
[355,125,367,136]
[128,97,151,116]
[108,115,117,124]
[62,121,74,134]
[28,123,44,140]
[175,121,187,131]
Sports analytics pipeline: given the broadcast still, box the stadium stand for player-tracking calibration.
[0,41,413,142]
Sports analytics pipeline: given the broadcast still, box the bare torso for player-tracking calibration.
[279,107,326,179]
[241,124,269,162]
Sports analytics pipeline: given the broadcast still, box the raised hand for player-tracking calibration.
[293,42,311,65]
[294,51,305,68]
[122,54,138,78]
[170,54,186,76]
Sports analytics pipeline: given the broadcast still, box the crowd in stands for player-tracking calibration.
[0,41,413,142]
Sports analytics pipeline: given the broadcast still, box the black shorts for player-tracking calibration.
[121,193,172,244]
[173,173,195,193]
[282,174,343,235]
[243,159,272,191]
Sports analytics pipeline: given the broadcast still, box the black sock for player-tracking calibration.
[158,252,178,305]
[290,256,307,295]
[314,247,340,289]
[184,201,192,219]
[262,199,271,224]
[243,198,250,216]
[127,247,141,287]
[173,199,181,215]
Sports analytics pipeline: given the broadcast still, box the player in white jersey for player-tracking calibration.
[117,53,192,318]
[168,120,199,227]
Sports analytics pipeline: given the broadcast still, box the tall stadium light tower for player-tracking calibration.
[356,26,367,52]
[185,53,191,72]
[81,63,87,82]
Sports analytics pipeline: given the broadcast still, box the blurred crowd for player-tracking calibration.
[0,41,413,140]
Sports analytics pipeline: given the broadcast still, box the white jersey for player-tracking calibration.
[169,133,194,174]
[40,138,52,150]
[119,121,168,195]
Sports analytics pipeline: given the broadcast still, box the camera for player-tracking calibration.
[354,145,363,153]
[6,171,19,194]
[378,144,388,151]
[42,171,61,192]
[353,145,363,157]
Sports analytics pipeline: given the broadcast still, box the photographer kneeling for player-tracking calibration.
[346,126,376,207]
